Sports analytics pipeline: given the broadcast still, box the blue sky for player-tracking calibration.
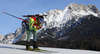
[0,0,100,35]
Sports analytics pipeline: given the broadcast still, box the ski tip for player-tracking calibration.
[3,12,5,13]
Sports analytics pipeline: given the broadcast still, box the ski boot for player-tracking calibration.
[26,41,32,50]
[33,41,40,50]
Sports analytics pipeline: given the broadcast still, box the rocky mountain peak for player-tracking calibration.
[65,3,99,13]
[64,3,99,17]
[87,4,99,13]
[65,3,87,11]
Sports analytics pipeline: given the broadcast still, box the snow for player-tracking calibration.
[88,10,98,17]
[0,43,100,54]
[44,3,99,29]
[63,9,72,22]
[45,9,63,28]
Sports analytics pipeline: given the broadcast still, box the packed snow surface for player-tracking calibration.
[0,43,100,54]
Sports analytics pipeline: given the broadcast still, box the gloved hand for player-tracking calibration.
[34,26,42,29]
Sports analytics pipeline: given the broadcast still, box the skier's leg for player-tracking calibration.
[25,29,32,50]
[32,31,39,50]
[26,30,32,42]
[33,31,37,42]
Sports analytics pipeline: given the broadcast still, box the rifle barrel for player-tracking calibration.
[3,12,29,23]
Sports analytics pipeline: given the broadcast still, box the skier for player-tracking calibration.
[3,12,46,50]
[21,15,44,50]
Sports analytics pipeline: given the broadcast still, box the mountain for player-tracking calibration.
[14,28,27,41]
[0,3,100,45]
[65,15,100,37]
[2,33,15,44]
[38,3,100,38]
[45,3,99,28]
[98,11,100,17]
[0,35,4,43]
[56,15,100,41]
[32,15,100,51]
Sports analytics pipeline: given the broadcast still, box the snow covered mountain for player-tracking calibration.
[0,35,4,42]
[14,28,27,41]
[0,3,100,44]
[38,3,100,38]
[44,3,99,28]
[2,33,15,44]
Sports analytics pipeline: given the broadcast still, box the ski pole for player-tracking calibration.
[3,12,29,23]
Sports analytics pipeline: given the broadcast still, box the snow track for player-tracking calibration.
[0,43,100,54]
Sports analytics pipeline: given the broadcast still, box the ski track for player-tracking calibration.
[0,43,100,54]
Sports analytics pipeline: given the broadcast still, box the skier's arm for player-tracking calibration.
[34,24,42,29]
[29,18,34,30]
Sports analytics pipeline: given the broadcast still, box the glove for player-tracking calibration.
[35,26,42,29]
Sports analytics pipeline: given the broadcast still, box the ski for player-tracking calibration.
[22,49,57,53]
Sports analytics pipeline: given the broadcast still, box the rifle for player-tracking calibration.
[3,12,29,23]
[3,12,47,23]
[22,14,47,17]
